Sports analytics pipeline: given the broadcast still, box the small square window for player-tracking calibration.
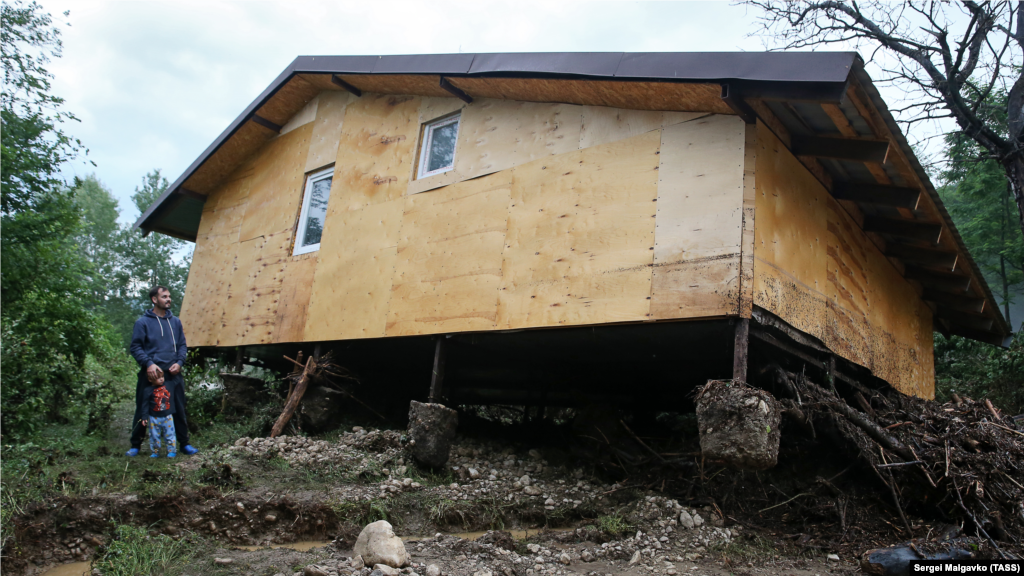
[293,167,333,255]
[417,113,460,179]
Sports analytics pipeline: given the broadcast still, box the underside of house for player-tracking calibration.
[137,52,1012,409]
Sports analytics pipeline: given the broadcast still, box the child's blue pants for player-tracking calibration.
[148,414,178,456]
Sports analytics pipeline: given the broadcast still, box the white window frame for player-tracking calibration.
[293,167,334,256]
[417,113,461,179]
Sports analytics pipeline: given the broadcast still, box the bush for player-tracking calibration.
[935,332,1024,415]
[94,524,203,576]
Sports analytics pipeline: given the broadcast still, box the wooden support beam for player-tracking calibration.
[439,77,472,103]
[428,336,448,403]
[733,318,750,382]
[946,325,1012,348]
[921,290,985,314]
[721,84,757,124]
[863,216,942,244]
[234,346,246,373]
[885,243,957,271]
[251,114,282,133]
[331,74,362,97]
[832,182,920,209]
[904,266,972,293]
[936,309,995,332]
[791,135,890,163]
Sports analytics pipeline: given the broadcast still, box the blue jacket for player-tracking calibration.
[129,309,187,370]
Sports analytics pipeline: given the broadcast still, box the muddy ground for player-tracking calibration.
[3,393,1019,576]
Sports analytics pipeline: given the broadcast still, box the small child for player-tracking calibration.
[141,373,178,458]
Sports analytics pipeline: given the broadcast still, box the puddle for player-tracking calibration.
[236,541,330,552]
[38,562,91,576]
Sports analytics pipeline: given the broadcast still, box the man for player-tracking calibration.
[126,286,198,457]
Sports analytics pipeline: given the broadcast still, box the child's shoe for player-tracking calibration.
[167,453,177,458]
[150,453,159,458]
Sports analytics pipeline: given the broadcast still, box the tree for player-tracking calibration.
[744,1,1024,237]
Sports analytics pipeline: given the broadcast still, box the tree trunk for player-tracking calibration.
[1006,154,1024,241]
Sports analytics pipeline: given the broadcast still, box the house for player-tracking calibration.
[136,52,1011,407]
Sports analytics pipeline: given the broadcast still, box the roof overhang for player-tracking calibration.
[134,51,1012,346]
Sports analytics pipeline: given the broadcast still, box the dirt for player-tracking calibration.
[6,388,1023,576]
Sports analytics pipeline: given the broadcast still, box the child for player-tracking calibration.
[141,372,178,458]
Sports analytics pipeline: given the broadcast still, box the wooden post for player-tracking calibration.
[271,356,314,438]
[732,318,749,382]
[234,347,246,373]
[428,336,447,404]
[313,343,322,360]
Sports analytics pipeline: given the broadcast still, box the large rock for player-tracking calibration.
[299,385,347,433]
[407,401,458,469]
[220,373,271,417]
[353,520,410,568]
[695,380,781,470]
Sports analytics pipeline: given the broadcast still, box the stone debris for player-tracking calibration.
[354,521,411,568]
[408,401,459,469]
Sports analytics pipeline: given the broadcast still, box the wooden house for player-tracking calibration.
[137,52,1011,408]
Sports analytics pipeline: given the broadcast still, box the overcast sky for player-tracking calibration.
[44,1,776,223]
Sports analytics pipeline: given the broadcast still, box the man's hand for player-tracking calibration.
[146,364,163,383]
[142,420,148,427]
[168,363,181,376]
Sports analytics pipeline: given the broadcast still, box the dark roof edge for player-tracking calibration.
[134,51,857,232]
[850,62,1011,337]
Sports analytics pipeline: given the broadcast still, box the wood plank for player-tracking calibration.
[454,99,583,182]
[791,135,890,163]
[329,94,420,213]
[651,114,746,319]
[281,94,318,135]
[238,123,313,242]
[825,197,873,368]
[832,183,921,209]
[386,172,512,336]
[739,123,758,319]
[921,290,985,314]
[885,243,957,271]
[303,199,406,341]
[273,255,319,343]
[862,216,942,244]
[306,90,353,171]
[578,107,704,149]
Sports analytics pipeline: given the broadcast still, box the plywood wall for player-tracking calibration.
[752,122,934,397]
[181,93,744,355]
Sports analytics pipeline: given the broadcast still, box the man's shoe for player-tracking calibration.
[150,453,159,458]
[126,448,140,457]
[182,445,198,455]
[167,453,177,458]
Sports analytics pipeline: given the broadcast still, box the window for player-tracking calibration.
[294,167,333,255]
[417,113,460,179]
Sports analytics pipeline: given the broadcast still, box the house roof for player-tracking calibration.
[134,51,1012,346]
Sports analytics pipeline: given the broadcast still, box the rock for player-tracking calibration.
[214,558,234,565]
[473,571,493,576]
[407,401,459,469]
[629,551,641,565]
[528,449,542,460]
[679,511,694,529]
[692,513,704,527]
[354,521,411,568]
[523,485,542,496]
[374,564,400,576]
[468,468,481,480]
[300,385,348,433]
[519,475,532,486]
[351,556,366,569]
[425,565,441,576]
[695,380,781,470]
[265,514,278,523]
[544,498,555,506]
[827,554,840,562]
[581,550,594,562]
[370,571,385,576]
[559,553,571,565]
[220,373,271,416]
[236,502,245,513]
[304,565,331,576]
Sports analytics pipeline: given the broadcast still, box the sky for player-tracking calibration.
[46,1,771,223]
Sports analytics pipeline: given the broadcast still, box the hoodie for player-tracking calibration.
[129,309,188,370]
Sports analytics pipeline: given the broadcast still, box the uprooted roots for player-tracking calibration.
[769,366,1023,558]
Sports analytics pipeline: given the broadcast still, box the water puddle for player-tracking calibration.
[38,562,91,576]
[236,541,330,551]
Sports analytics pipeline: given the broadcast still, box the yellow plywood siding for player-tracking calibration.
[238,124,312,242]
[753,121,934,396]
[650,115,747,319]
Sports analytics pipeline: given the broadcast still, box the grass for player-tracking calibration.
[709,533,785,563]
[93,524,209,576]
[598,514,633,537]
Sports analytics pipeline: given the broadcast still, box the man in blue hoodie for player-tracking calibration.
[126,285,198,457]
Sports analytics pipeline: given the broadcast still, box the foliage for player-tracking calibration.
[73,172,191,346]
[93,524,203,576]
[934,332,1024,415]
